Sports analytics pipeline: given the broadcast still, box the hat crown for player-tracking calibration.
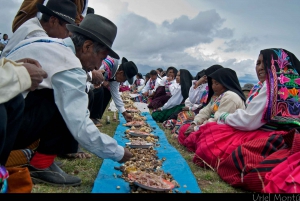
[121,57,138,84]
[242,83,254,91]
[66,14,119,59]
[73,15,117,48]
[38,0,77,24]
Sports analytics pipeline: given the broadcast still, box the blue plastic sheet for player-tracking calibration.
[91,112,201,193]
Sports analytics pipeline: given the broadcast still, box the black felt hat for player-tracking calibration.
[121,57,138,84]
[66,14,119,59]
[36,0,77,25]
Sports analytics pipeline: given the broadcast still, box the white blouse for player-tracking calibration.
[219,82,267,131]
[161,83,183,111]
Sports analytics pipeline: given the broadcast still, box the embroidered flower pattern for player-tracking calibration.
[278,74,290,84]
[278,86,289,100]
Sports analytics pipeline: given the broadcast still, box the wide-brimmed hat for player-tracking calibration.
[121,57,138,84]
[242,83,254,91]
[66,14,119,59]
[36,0,77,25]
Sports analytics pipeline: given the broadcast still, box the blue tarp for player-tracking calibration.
[91,112,201,193]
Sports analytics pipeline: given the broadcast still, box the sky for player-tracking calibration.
[1,0,300,86]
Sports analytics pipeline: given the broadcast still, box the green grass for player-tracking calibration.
[31,108,248,193]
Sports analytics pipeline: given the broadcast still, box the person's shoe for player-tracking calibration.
[28,162,82,186]
[54,161,64,167]
[91,118,102,127]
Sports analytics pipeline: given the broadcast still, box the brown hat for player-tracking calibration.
[66,14,119,59]
[36,0,77,25]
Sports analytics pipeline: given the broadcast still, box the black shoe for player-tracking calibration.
[54,161,64,167]
[28,162,82,187]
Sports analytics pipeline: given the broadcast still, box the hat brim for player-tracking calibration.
[127,76,134,85]
[36,4,76,25]
[66,24,120,59]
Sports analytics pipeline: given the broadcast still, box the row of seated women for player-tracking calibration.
[141,48,300,193]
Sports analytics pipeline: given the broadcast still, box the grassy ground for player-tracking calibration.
[31,108,248,193]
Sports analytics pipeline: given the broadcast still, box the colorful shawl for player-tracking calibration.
[165,80,173,96]
[0,166,8,193]
[246,81,263,106]
[198,85,209,105]
[211,93,225,117]
[102,57,114,81]
[261,48,300,126]
[149,78,156,90]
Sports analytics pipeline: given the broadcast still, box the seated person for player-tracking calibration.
[136,73,150,93]
[177,67,246,148]
[183,48,300,174]
[134,70,161,103]
[151,69,194,123]
[241,83,254,98]
[130,73,145,93]
[119,80,131,92]
[162,69,209,134]
[185,69,208,113]
[148,66,178,109]
[0,57,47,192]
[208,48,300,193]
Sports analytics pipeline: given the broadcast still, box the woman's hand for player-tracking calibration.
[194,75,207,89]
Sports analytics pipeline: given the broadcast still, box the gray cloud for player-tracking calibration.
[0,0,22,37]
[221,36,259,52]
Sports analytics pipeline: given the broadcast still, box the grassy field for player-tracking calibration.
[31,108,248,193]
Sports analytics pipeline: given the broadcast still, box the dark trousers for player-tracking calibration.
[13,89,78,155]
[90,86,111,120]
[0,94,25,165]
[87,89,94,114]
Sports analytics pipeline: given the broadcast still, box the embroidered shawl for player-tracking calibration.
[261,48,300,126]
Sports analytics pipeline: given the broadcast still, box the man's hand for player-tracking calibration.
[118,148,133,163]
[184,124,195,137]
[122,111,133,122]
[92,69,105,86]
[16,58,42,68]
[102,80,110,88]
[17,58,48,91]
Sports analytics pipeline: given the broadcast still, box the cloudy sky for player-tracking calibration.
[1,0,299,86]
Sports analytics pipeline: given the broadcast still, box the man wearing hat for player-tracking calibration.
[89,56,138,125]
[1,0,77,58]
[242,83,254,98]
[6,14,133,186]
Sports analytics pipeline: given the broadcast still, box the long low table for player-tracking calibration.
[91,112,201,193]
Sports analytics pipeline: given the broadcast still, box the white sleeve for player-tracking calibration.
[224,83,267,130]
[0,58,31,104]
[141,80,150,93]
[189,83,208,104]
[139,79,145,86]
[109,81,126,113]
[161,86,183,110]
[52,69,124,161]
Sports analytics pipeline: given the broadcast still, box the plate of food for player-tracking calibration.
[125,142,153,149]
[123,121,146,127]
[128,172,175,192]
[128,130,152,137]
